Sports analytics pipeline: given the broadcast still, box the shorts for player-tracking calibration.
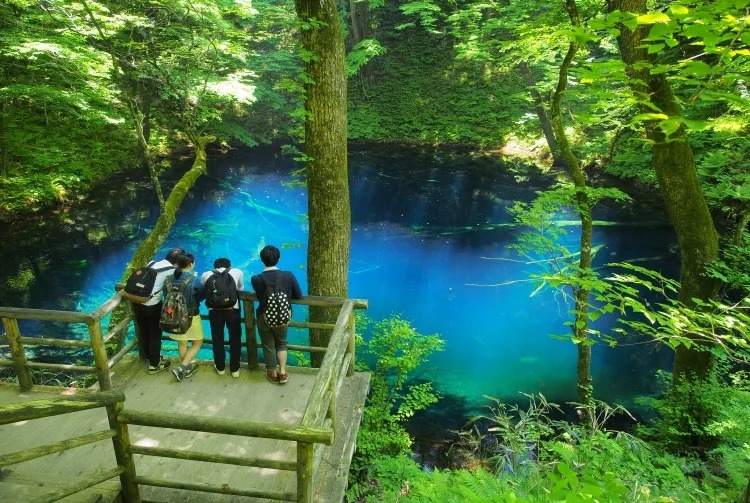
[168,315,204,341]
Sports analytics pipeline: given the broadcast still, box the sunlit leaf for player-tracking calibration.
[636,13,670,25]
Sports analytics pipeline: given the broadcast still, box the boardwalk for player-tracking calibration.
[0,355,370,503]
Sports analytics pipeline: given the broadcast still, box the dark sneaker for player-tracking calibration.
[266,370,279,384]
[172,366,185,382]
[184,364,198,378]
[148,358,171,375]
[278,373,289,384]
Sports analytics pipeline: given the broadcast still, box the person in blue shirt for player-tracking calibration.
[168,252,206,381]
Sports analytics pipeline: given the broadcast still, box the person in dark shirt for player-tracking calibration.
[251,245,302,384]
[131,247,183,374]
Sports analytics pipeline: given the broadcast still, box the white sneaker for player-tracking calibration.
[213,364,225,376]
[231,369,240,378]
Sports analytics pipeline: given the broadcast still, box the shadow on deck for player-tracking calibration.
[0,292,370,503]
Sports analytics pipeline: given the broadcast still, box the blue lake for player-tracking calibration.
[0,146,677,420]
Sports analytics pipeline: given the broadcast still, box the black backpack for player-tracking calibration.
[122,261,174,304]
[263,273,291,327]
[159,273,195,334]
[205,269,239,309]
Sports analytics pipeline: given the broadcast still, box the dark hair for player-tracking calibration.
[260,245,280,267]
[214,257,231,269]
[174,252,194,278]
[165,248,185,264]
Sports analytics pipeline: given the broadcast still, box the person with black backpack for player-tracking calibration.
[201,258,244,378]
[163,252,206,382]
[250,245,302,384]
[128,247,183,374]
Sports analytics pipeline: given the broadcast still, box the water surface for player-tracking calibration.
[0,146,677,419]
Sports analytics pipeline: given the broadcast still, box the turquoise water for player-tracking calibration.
[0,146,677,417]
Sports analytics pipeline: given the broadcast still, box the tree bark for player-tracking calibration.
[128,100,165,212]
[295,0,351,366]
[108,136,213,349]
[519,62,566,168]
[609,0,720,383]
[551,0,594,422]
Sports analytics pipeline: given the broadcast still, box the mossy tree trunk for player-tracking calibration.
[295,0,351,367]
[550,0,594,424]
[610,0,721,453]
[520,62,565,168]
[609,0,720,384]
[108,136,213,349]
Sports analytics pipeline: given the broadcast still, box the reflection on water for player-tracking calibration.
[0,146,678,416]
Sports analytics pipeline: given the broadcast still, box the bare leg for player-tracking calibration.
[182,340,203,366]
[177,340,187,361]
[277,350,287,375]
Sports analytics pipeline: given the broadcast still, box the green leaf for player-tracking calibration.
[633,113,669,121]
[636,13,670,25]
[647,43,665,54]
[681,60,714,77]
[669,5,689,16]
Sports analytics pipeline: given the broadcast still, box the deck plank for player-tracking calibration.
[0,355,369,503]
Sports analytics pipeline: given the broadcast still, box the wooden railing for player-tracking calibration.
[0,296,126,391]
[0,291,368,503]
[0,390,141,503]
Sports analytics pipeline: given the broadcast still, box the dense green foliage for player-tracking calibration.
[351,391,749,502]
[348,315,444,500]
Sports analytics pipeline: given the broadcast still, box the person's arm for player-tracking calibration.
[193,274,206,302]
[250,274,266,314]
[289,274,303,299]
[252,274,268,299]
[235,269,245,291]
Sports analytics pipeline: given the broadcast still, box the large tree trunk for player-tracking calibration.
[295,0,351,366]
[108,136,213,349]
[551,0,594,423]
[609,0,720,383]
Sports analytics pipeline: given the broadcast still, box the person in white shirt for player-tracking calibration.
[131,247,183,374]
[201,258,244,378]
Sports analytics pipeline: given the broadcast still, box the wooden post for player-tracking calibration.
[2,317,33,391]
[106,401,141,503]
[297,441,314,503]
[87,320,112,391]
[244,298,259,370]
[346,313,355,377]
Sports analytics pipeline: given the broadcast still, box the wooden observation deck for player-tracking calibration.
[0,291,370,503]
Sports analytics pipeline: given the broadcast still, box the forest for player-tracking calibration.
[1,0,750,501]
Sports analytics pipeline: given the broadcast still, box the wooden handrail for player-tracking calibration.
[301,300,355,427]
[133,476,296,502]
[130,445,297,471]
[118,408,334,445]
[0,429,117,467]
[31,466,125,503]
[1,293,367,503]
[0,390,138,503]
[0,390,126,425]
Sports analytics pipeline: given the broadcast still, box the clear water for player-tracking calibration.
[0,146,677,419]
